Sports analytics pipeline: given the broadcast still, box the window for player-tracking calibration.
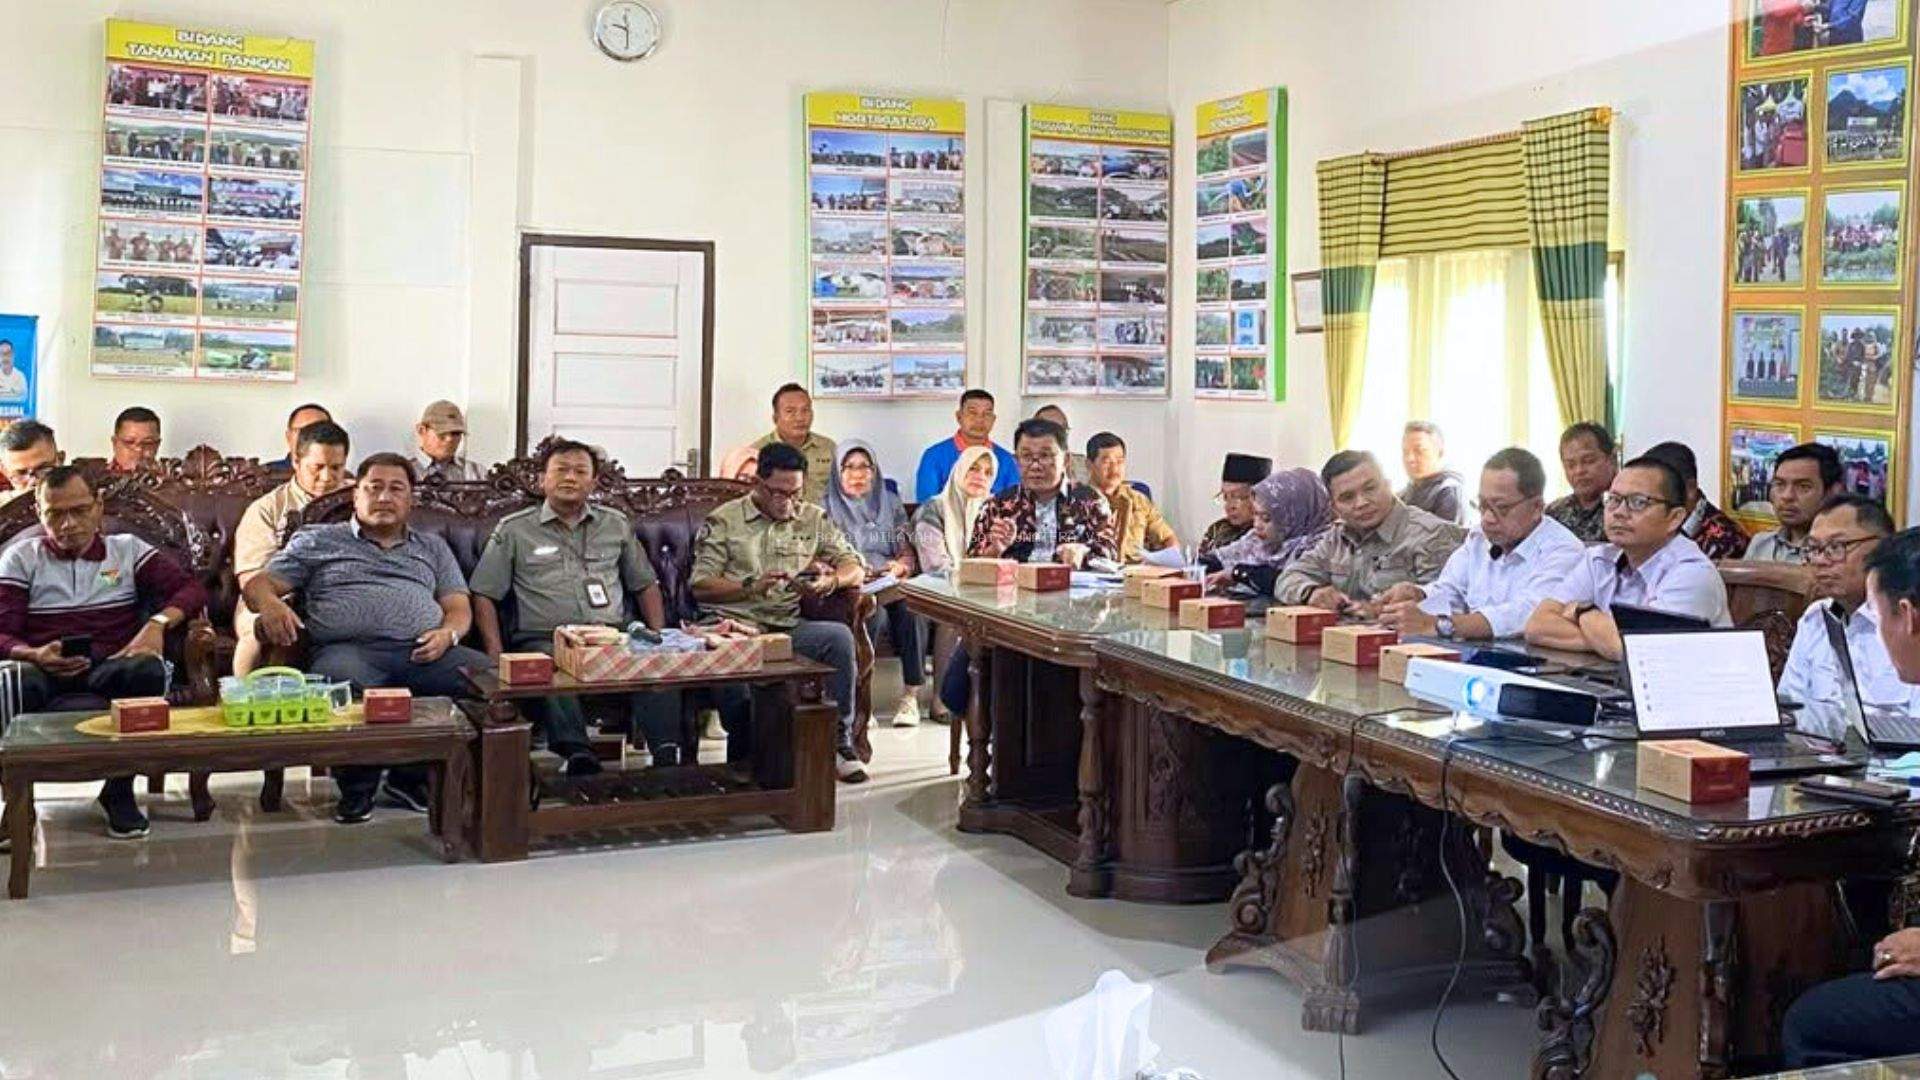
[1353,249,1623,499]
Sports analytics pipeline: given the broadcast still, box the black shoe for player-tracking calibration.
[651,742,681,767]
[334,788,376,825]
[563,750,603,777]
[98,788,150,840]
[378,777,430,814]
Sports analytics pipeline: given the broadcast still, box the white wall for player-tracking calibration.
[0,0,1169,492]
[1163,0,1735,533]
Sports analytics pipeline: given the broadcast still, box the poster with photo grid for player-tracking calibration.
[1194,89,1286,401]
[1021,104,1172,398]
[804,93,967,400]
[1724,0,1916,524]
[92,19,313,383]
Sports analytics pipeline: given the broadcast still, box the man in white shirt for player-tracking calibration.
[1777,494,1908,711]
[1746,443,1844,565]
[1378,447,1584,641]
[0,340,28,403]
[1525,455,1732,660]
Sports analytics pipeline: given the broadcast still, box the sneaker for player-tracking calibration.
[651,742,682,767]
[891,696,922,728]
[98,789,150,841]
[836,746,869,784]
[378,776,431,814]
[564,750,604,778]
[333,788,376,825]
[701,711,727,741]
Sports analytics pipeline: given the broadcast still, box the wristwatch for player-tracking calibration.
[148,613,173,629]
[1435,614,1456,641]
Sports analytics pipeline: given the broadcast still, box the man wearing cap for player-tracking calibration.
[1199,453,1273,560]
[413,400,484,483]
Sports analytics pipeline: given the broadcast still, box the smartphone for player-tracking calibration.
[1795,774,1909,807]
[59,634,92,659]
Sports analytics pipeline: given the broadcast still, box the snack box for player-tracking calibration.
[553,624,764,683]
[1637,739,1751,803]
[1139,577,1204,610]
[363,687,414,724]
[1265,606,1340,645]
[1321,625,1399,667]
[110,696,170,734]
[1017,562,1072,592]
[758,632,794,663]
[1122,565,1181,598]
[498,652,555,686]
[1179,597,1247,630]
[1380,643,1463,684]
[958,558,1018,587]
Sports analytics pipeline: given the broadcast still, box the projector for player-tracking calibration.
[1404,658,1600,727]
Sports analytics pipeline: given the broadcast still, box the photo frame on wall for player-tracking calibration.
[1819,182,1906,287]
[1731,190,1811,288]
[1290,271,1324,333]
[1817,426,1898,502]
[1738,72,1815,174]
[1729,421,1806,520]
[1744,0,1909,66]
[1194,88,1287,402]
[1823,59,1910,170]
[1813,306,1899,412]
[1729,307,1805,404]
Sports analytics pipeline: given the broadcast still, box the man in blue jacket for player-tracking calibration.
[913,388,1020,502]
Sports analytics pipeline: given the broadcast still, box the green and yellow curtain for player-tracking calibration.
[1315,107,1612,441]
[1317,153,1386,448]
[1521,108,1612,429]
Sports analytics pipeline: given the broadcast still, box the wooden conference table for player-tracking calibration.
[901,575,1920,1079]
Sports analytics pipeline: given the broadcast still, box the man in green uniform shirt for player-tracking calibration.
[750,383,837,504]
[692,441,869,782]
[471,439,678,775]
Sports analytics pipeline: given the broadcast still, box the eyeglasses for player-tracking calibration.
[1807,535,1880,563]
[1015,450,1059,467]
[1214,490,1255,507]
[840,461,874,474]
[1602,492,1674,515]
[1470,498,1533,519]
[759,482,803,503]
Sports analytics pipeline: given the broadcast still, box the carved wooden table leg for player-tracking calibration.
[1305,772,1366,1033]
[960,636,992,817]
[4,770,33,899]
[1068,670,1109,898]
[1207,778,1294,971]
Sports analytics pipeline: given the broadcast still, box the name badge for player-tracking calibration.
[585,580,611,607]
[532,545,560,557]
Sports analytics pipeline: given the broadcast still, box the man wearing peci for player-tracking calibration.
[1378,447,1584,642]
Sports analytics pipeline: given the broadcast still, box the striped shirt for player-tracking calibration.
[265,521,467,645]
[0,534,205,660]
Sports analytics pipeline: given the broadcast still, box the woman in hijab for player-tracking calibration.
[718,444,760,483]
[913,445,996,724]
[825,440,925,727]
[1203,467,1334,597]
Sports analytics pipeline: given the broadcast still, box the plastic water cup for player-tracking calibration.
[219,677,250,728]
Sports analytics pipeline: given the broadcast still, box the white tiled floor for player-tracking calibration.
[0,693,1539,1079]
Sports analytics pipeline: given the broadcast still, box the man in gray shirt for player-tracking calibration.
[245,452,486,825]
[470,439,680,774]
[1746,443,1844,564]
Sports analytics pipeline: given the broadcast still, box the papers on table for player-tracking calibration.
[861,574,900,596]
[1142,546,1189,570]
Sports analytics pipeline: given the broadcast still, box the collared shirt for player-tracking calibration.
[265,521,468,645]
[1682,497,1750,561]
[752,430,838,504]
[232,479,319,636]
[0,533,205,659]
[1548,534,1732,627]
[1743,528,1813,565]
[692,494,861,631]
[1274,502,1466,604]
[1101,484,1178,564]
[1545,493,1607,544]
[1778,597,1920,712]
[411,451,484,484]
[470,502,657,647]
[966,483,1117,564]
[1417,515,1586,638]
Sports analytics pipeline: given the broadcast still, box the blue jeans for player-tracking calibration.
[939,641,971,717]
[1783,971,1920,1067]
[868,601,924,687]
[311,639,490,800]
[510,636,682,756]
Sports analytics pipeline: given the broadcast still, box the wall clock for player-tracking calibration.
[593,1,662,62]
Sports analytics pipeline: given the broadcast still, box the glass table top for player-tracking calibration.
[1758,1055,1920,1078]
[1097,628,1919,831]
[1,697,461,750]
[900,573,1181,638]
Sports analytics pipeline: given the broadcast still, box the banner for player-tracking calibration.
[804,93,967,399]
[1194,89,1287,401]
[1722,0,1916,524]
[0,315,39,421]
[1021,104,1172,398]
[92,19,314,383]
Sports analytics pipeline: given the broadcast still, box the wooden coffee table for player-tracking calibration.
[461,659,839,861]
[0,698,473,899]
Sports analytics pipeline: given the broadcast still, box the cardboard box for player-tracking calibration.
[1179,597,1247,630]
[363,688,413,724]
[498,652,555,686]
[110,696,170,734]
[1262,639,1317,674]
[958,558,1018,587]
[1637,739,1751,803]
[1265,606,1340,644]
[1322,625,1399,667]
[553,625,764,683]
[1380,643,1463,685]
[1017,562,1072,592]
[1122,565,1180,597]
[758,632,794,663]
[1139,577,1203,610]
